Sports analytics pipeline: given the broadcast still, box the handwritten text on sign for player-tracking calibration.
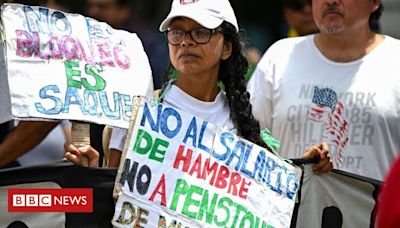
[1,4,153,128]
[112,98,302,228]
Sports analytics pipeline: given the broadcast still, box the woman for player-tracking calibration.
[65,0,332,173]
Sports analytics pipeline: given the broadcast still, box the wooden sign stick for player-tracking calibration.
[71,121,90,167]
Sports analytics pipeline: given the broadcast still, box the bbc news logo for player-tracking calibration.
[8,188,93,212]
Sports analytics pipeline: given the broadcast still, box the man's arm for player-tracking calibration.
[0,121,59,168]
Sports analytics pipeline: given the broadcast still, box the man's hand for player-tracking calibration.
[303,142,333,174]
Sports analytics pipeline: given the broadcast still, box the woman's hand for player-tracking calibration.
[64,142,99,168]
[303,142,333,174]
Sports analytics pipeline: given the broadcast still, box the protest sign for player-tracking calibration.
[0,3,153,128]
[112,97,302,228]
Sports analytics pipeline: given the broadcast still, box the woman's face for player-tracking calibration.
[167,17,232,77]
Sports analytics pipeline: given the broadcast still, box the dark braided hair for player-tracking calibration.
[369,2,383,33]
[218,22,270,150]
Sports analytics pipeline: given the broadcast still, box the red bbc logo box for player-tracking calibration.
[8,188,93,212]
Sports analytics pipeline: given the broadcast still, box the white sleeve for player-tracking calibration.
[109,127,128,152]
[247,54,274,131]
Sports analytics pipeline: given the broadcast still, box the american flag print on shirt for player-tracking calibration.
[309,87,349,166]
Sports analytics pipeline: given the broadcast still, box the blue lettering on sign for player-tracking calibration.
[212,131,234,161]
[265,157,283,195]
[239,144,254,178]
[99,91,121,120]
[83,89,98,116]
[252,150,266,182]
[35,84,63,114]
[63,87,86,114]
[286,174,299,200]
[120,94,132,122]
[182,117,198,147]
[160,107,182,138]
[23,5,71,35]
[35,85,132,121]
[198,121,212,153]
[139,102,182,139]
[140,102,162,132]
[226,140,246,171]
[210,130,299,198]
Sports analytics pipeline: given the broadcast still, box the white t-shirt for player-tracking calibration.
[0,41,12,124]
[110,84,234,151]
[247,35,400,180]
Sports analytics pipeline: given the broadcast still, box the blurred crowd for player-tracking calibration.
[0,0,298,169]
[2,0,296,79]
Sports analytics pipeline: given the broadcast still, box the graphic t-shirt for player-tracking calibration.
[248,35,400,180]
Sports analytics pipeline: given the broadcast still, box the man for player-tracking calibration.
[283,0,319,37]
[247,0,400,181]
[86,0,168,89]
[86,0,130,30]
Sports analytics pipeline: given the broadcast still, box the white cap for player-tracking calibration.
[159,0,239,32]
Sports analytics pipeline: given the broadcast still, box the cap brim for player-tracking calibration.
[159,10,223,32]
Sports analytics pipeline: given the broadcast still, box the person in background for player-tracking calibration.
[283,0,319,37]
[66,0,332,174]
[244,0,319,82]
[244,47,262,81]
[15,120,71,167]
[86,0,130,30]
[86,0,169,89]
[247,0,399,181]
[376,154,400,227]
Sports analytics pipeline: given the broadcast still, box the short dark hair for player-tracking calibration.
[116,0,130,7]
[369,2,383,32]
[283,0,311,11]
[9,0,68,10]
[8,0,47,5]
[284,0,383,32]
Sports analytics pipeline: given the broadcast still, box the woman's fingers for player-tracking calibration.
[64,151,81,164]
[303,142,333,174]
[313,153,333,174]
[64,143,99,168]
[78,145,99,167]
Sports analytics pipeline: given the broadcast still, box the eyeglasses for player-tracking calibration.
[165,28,221,45]
[284,0,311,11]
